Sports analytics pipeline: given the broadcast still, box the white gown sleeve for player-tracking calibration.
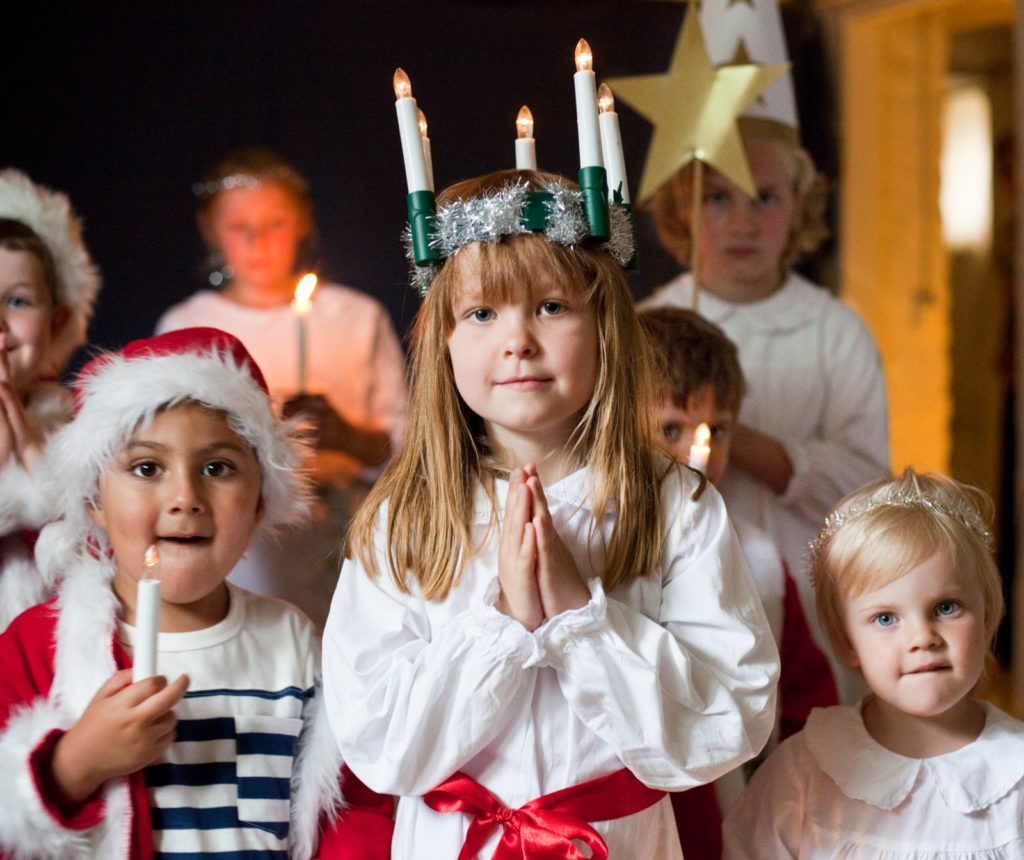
[779,306,889,520]
[322,534,541,796]
[535,476,780,789]
[722,736,806,859]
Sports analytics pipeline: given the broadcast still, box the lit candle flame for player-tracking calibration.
[574,39,593,72]
[291,273,318,314]
[598,83,615,114]
[694,423,711,447]
[516,105,534,140]
[143,544,160,581]
[418,108,428,139]
[393,68,412,100]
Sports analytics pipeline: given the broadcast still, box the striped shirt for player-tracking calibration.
[120,583,318,858]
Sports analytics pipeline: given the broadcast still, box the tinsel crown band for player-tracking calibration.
[808,490,993,566]
[404,180,635,296]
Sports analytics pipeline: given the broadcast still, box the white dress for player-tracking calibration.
[639,272,889,701]
[722,701,1024,858]
[322,463,780,859]
[156,283,408,630]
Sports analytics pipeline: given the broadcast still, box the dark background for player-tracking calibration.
[1,1,834,371]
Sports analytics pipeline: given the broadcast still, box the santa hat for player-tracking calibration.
[700,0,800,144]
[0,168,101,375]
[37,328,311,575]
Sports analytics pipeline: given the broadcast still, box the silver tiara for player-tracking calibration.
[403,180,636,297]
[808,489,994,566]
[191,167,300,199]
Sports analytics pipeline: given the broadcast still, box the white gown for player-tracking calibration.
[723,700,1024,858]
[322,463,780,858]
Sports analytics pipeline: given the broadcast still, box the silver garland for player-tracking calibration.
[403,179,636,296]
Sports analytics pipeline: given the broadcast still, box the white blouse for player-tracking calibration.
[723,700,1024,858]
[323,464,780,859]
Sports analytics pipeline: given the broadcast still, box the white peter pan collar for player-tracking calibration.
[805,700,1024,812]
[650,271,825,334]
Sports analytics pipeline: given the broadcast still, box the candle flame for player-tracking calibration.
[574,39,593,72]
[417,108,429,139]
[143,544,160,580]
[393,68,412,100]
[598,82,615,114]
[291,273,318,314]
[694,423,711,447]
[516,105,534,140]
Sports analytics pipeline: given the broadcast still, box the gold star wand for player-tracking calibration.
[604,3,786,306]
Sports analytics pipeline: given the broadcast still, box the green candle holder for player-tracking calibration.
[578,166,610,242]
[407,190,441,265]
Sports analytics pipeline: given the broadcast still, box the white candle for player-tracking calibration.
[688,423,711,473]
[291,273,317,394]
[418,109,435,192]
[515,105,537,171]
[573,39,604,169]
[394,68,431,193]
[598,83,630,204]
[133,545,161,682]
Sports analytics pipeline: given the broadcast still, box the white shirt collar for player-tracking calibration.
[805,700,1024,812]
[650,271,825,334]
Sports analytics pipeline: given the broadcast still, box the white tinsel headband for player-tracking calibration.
[808,489,994,568]
[403,180,636,297]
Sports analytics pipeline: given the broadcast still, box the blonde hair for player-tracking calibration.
[812,468,1004,659]
[648,135,829,274]
[349,169,663,600]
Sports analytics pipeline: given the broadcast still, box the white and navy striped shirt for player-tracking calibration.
[120,583,318,859]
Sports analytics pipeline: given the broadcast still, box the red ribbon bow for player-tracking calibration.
[424,767,666,859]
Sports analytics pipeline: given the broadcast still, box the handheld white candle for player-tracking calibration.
[598,83,630,204]
[688,423,712,474]
[418,108,435,192]
[393,68,431,193]
[515,105,537,171]
[573,39,603,169]
[291,273,318,394]
[133,544,161,682]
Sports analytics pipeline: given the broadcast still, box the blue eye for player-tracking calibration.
[936,600,960,617]
[539,300,566,316]
[5,294,33,309]
[660,423,682,443]
[470,308,494,323]
[873,612,896,628]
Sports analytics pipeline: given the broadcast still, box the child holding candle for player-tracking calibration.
[723,469,1024,857]
[322,168,779,859]
[0,168,100,630]
[639,305,837,859]
[639,129,890,701]
[0,328,393,858]
[156,147,408,629]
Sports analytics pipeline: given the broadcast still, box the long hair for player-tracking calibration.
[350,169,662,600]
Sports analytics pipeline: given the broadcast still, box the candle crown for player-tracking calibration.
[418,109,429,139]
[516,106,534,140]
[574,39,593,72]
[393,68,413,100]
[598,83,615,114]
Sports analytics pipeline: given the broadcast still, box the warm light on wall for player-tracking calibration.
[940,84,993,252]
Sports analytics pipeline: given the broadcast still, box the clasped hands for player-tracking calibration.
[494,465,590,632]
[0,341,42,471]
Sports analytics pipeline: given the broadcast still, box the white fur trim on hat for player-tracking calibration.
[0,169,101,374]
[41,342,312,572]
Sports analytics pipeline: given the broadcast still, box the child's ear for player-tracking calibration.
[50,304,72,339]
[87,499,107,530]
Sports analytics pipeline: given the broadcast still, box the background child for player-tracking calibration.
[723,468,1024,858]
[0,328,391,858]
[155,147,408,630]
[640,306,837,859]
[0,168,100,629]
[639,132,890,701]
[322,170,779,859]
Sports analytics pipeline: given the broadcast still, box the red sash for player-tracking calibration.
[423,768,667,860]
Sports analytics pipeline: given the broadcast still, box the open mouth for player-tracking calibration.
[159,535,210,545]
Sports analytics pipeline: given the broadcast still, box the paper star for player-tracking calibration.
[604,4,788,202]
